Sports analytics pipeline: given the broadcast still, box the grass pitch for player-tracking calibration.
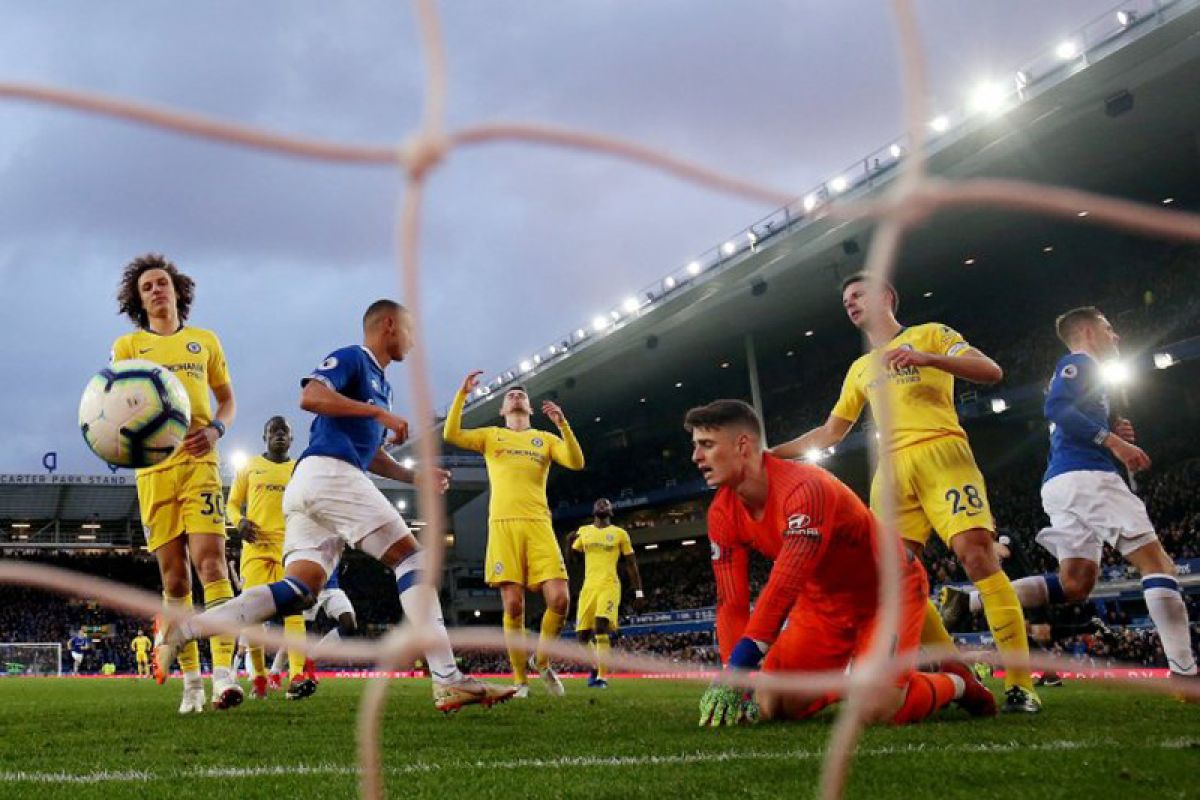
[0,676,1196,799]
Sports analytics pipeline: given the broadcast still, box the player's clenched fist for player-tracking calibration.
[460,370,483,395]
[698,684,759,727]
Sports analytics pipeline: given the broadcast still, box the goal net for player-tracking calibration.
[0,643,63,677]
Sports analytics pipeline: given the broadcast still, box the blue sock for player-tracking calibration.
[1045,573,1066,605]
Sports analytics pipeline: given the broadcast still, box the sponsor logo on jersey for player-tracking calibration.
[187,342,202,354]
[784,513,820,539]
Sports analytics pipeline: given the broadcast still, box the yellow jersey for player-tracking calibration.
[572,524,632,587]
[227,455,294,556]
[444,389,585,521]
[131,635,152,655]
[111,325,231,473]
[831,322,971,452]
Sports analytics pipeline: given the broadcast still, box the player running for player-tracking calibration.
[155,300,515,713]
[114,253,241,714]
[771,272,1040,713]
[566,498,646,688]
[941,307,1197,683]
[688,400,995,726]
[68,630,88,675]
[226,415,309,699]
[444,373,585,698]
[131,630,152,677]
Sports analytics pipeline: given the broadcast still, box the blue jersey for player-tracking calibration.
[300,346,391,471]
[1043,352,1119,484]
[69,635,87,654]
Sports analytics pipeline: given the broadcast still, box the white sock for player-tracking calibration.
[176,585,278,643]
[395,550,462,683]
[183,671,202,690]
[270,647,287,676]
[946,673,966,699]
[212,666,232,684]
[1143,574,1198,676]
[1010,576,1051,609]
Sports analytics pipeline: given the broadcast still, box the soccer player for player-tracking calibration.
[156,300,515,713]
[941,307,1197,682]
[131,630,152,677]
[444,373,585,697]
[114,253,240,714]
[566,498,646,688]
[68,630,88,675]
[687,400,995,726]
[226,415,309,699]
[771,273,1040,713]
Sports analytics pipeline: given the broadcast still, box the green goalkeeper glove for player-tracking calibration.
[698,684,760,727]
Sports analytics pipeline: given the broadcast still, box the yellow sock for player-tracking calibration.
[975,571,1033,691]
[503,613,528,684]
[202,579,236,672]
[284,615,307,681]
[594,633,611,680]
[921,599,959,654]
[249,645,265,677]
[164,593,201,674]
[536,609,565,671]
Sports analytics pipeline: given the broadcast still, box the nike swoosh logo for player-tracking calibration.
[993,622,1016,634]
[139,348,153,354]
[965,510,982,517]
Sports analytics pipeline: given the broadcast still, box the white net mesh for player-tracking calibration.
[0,643,62,677]
[2,1,1200,797]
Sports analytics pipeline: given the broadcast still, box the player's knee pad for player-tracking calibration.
[269,577,316,615]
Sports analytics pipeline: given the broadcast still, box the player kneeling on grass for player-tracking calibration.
[686,400,996,726]
[155,300,516,713]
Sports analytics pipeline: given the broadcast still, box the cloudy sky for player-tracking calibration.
[0,0,1117,473]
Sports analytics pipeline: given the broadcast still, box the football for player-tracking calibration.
[78,359,192,468]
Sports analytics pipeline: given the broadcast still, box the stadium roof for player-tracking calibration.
[434,2,1200,434]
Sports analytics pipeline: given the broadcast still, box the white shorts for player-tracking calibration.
[304,587,356,623]
[71,652,83,664]
[1037,470,1157,563]
[283,456,410,576]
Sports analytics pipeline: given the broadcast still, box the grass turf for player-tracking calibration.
[0,676,1196,799]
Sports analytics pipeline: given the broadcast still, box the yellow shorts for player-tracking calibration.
[136,652,149,665]
[240,551,285,589]
[870,435,995,546]
[135,461,226,551]
[485,519,567,590]
[576,583,621,631]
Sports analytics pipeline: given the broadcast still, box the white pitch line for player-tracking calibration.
[2,737,1196,785]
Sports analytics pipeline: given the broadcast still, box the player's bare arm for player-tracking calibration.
[300,379,409,444]
[882,345,1003,384]
[1114,416,1136,443]
[460,369,483,395]
[624,552,646,611]
[770,414,853,460]
[182,382,235,457]
[1104,432,1151,473]
[541,399,567,427]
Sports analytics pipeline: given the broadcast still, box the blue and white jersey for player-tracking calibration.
[1043,352,1119,484]
[69,635,87,654]
[300,346,392,472]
